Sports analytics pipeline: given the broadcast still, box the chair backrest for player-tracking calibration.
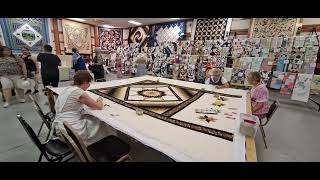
[266,100,280,122]
[28,94,52,129]
[63,121,95,162]
[16,114,45,153]
[60,129,87,162]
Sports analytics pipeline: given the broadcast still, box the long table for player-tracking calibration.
[47,76,257,162]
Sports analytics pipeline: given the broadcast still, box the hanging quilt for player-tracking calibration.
[194,18,228,41]
[281,37,294,48]
[187,64,195,82]
[260,71,272,85]
[231,68,246,85]
[151,21,186,45]
[244,69,252,86]
[304,36,318,47]
[178,64,188,81]
[259,38,272,48]
[260,58,273,71]
[128,26,149,47]
[62,19,92,54]
[239,57,252,69]
[280,73,297,95]
[269,71,285,89]
[250,57,263,71]
[310,75,320,95]
[293,36,305,47]
[288,47,305,73]
[223,67,233,82]
[195,60,205,83]
[252,18,298,38]
[99,28,122,52]
[276,58,285,72]
[0,18,49,52]
[291,73,313,102]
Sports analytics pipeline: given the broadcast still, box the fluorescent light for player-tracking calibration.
[128,20,142,25]
[103,24,116,28]
[67,18,86,22]
[180,33,184,35]
[170,18,180,20]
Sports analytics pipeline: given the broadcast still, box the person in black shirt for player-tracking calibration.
[37,45,61,88]
[20,47,39,94]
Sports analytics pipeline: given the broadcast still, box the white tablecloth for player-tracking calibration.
[49,76,248,161]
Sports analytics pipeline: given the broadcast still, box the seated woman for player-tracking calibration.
[52,70,117,146]
[205,68,230,89]
[0,46,28,107]
[247,72,270,119]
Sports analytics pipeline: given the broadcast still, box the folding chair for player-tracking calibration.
[60,130,87,162]
[28,94,55,139]
[16,114,72,162]
[63,121,131,162]
[259,100,280,149]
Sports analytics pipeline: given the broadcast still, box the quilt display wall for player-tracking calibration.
[99,28,122,52]
[128,26,149,47]
[118,31,319,102]
[252,18,298,38]
[0,18,49,52]
[62,19,91,54]
[194,18,228,41]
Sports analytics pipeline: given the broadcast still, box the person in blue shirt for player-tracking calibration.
[72,48,87,72]
[205,68,230,89]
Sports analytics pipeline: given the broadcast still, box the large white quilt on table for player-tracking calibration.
[50,76,248,161]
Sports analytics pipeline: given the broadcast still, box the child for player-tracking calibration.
[205,68,230,89]
[247,72,270,119]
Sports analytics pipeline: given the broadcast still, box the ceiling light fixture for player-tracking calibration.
[67,18,86,22]
[170,18,180,20]
[103,24,116,28]
[128,20,142,25]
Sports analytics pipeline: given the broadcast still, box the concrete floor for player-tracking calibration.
[0,73,319,162]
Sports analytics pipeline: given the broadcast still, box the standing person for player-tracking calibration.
[72,48,87,72]
[116,54,122,78]
[89,48,105,81]
[247,72,270,119]
[37,45,61,89]
[20,47,39,94]
[0,46,28,107]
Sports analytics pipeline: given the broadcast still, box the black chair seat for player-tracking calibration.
[45,139,71,157]
[87,135,130,162]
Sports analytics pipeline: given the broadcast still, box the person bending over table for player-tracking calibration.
[205,68,230,89]
[51,70,117,146]
[247,71,270,119]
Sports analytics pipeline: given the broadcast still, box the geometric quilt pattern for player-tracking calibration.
[99,28,122,52]
[194,18,228,41]
[62,19,92,54]
[0,18,49,52]
[252,18,298,38]
[154,21,186,45]
[89,80,243,141]
[129,26,149,47]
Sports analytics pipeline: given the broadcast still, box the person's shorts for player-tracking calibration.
[0,75,23,89]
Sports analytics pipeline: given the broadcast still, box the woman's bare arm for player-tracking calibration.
[79,93,103,110]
